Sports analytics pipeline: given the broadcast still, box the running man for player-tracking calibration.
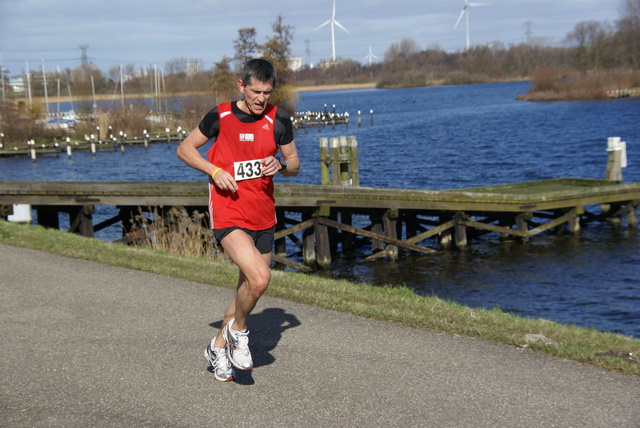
[176,58,300,381]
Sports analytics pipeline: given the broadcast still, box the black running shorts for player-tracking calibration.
[213,225,275,255]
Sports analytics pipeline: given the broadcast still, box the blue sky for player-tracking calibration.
[0,0,625,75]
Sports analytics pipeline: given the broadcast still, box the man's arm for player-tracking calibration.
[279,140,300,177]
[176,127,214,176]
[176,127,238,192]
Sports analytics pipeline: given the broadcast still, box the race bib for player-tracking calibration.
[233,159,263,181]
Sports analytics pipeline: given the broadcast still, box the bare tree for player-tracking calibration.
[384,39,421,63]
[259,14,296,111]
[165,58,188,75]
[616,0,640,67]
[233,27,258,71]
[260,14,295,87]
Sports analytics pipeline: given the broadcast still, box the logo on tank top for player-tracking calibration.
[239,133,254,142]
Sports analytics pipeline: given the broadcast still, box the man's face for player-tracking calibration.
[238,77,274,116]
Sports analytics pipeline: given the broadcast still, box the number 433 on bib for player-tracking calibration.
[234,159,263,181]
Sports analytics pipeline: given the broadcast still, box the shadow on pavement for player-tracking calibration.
[209,307,302,385]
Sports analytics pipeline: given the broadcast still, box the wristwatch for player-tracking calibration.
[277,157,287,170]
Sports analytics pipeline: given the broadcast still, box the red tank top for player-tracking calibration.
[206,101,278,230]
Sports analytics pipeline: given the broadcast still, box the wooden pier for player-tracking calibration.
[0,107,351,159]
[0,132,184,159]
[1,177,638,271]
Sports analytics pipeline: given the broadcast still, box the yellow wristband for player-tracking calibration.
[211,167,222,180]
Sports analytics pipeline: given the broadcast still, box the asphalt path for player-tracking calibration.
[1,243,639,427]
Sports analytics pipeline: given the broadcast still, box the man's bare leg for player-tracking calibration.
[212,229,272,348]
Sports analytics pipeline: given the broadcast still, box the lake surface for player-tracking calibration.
[2,81,639,337]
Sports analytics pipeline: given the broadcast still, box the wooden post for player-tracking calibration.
[603,137,627,215]
[330,137,340,185]
[319,137,330,185]
[605,203,623,226]
[315,218,331,268]
[516,212,531,241]
[119,207,137,237]
[36,207,59,229]
[383,209,399,260]
[349,136,359,186]
[274,209,287,269]
[454,211,468,248]
[340,210,354,252]
[371,211,384,253]
[439,213,453,249]
[405,211,418,240]
[339,136,350,185]
[68,205,95,238]
[320,136,359,187]
[605,137,625,181]
[302,210,316,266]
[628,203,638,229]
[568,206,583,235]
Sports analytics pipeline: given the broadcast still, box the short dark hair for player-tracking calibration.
[241,59,277,87]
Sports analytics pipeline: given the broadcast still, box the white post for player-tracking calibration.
[42,56,49,114]
[29,140,36,162]
[119,64,125,111]
[26,60,32,109]
[605,137,625,181]
[1,50,6,102]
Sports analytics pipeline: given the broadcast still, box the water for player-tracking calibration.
[2,81,639,337]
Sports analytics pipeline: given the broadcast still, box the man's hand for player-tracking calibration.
[260,156,282,177]
[212,168,238,192]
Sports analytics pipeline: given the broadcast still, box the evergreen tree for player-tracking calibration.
[210,57,236,103]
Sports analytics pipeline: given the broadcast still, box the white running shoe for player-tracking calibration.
[223,319,253,370]
[204,345,235,382]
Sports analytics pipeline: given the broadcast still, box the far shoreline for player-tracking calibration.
[294,82,376,92]
[17,82,378,105]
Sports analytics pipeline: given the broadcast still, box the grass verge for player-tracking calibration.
[1,219,638,375]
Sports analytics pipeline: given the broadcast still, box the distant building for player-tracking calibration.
[9,76,24,93]
[185,61,202,76]
[287,57,302,72]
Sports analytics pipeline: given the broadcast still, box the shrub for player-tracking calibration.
[125,207,224,260]
[0,100,48,146]
[531,68,560,92]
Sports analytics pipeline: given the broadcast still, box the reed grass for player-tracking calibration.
[518,68,640,101]
[1,218,638,375]
[125,207,224,260]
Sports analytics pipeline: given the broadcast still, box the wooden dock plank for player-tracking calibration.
[1,179,639,212]
[1,179,638,270]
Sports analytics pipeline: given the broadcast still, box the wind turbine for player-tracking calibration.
[315,0,350,63]
[454,0,488,51]
[364,45,377,66]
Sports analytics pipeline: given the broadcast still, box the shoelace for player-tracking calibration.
[214,351,231,370]
[235,333,250,355]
